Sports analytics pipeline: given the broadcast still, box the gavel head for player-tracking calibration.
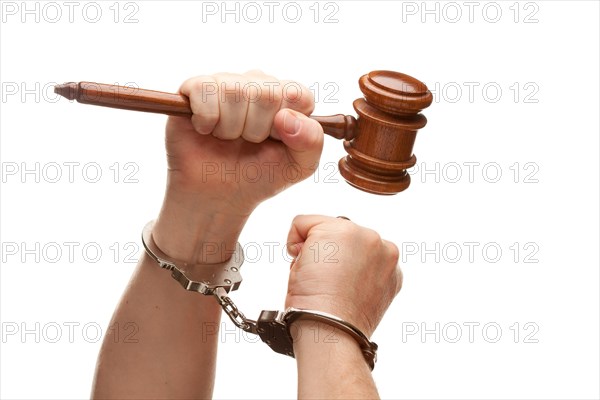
[339,70,433,195]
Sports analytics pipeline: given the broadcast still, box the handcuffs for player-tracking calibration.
[141,220,378,370]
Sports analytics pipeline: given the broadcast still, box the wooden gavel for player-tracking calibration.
[55,71,432,194]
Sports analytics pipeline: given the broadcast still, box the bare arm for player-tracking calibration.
[294,320,379,399]
[91,70,324,398]
[91,208,247,399]
[284,215,402,399]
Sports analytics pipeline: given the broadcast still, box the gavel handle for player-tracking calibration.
[55,81,357,141]
[310,114,357,141]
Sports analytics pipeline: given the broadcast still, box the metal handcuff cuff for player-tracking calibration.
[141,220,378,370]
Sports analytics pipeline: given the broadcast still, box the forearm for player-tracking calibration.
[293,321,379,400]
[91,253,222,399]
[92,192,249,399]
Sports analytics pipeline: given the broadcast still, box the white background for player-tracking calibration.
[1,1,598,399]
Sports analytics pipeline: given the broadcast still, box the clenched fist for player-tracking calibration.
[164,70,324,213]
[152,71,325,264]
[285,215,403,337]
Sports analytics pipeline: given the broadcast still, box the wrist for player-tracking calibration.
[292,320,378,398]
[291,320,369,368]
[153,189,251,264]
[165,171,262,216]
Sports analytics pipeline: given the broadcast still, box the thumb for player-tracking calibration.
[286,214,336,258]
[273,109,324,175]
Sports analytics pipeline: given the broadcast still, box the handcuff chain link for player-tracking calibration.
[213,287,257,333]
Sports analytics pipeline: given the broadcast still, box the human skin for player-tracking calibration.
[285,214,402,399]
[90,71,401,399]
[91,70,324,399]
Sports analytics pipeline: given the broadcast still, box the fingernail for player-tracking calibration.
[283,111,302,135]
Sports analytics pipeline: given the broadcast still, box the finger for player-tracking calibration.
[241,75,283,143]
[287,214,335,249]
[382,239,400,264]
[269,80,314,140]
[279,80,314,115]
[273,109,324,173]
[212,73,250,140]
[179,76,220,135]
[243,69,267,77]
[286,241,304,259]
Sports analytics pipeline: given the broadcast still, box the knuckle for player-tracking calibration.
[244,83,261,103]
[289,83,314,113]
[244,69,266,77]
[212,125,238,140]
[291,214,305,227]
[387,241,400,265]
[191,114,217,134]
[265,83,283,107]
[211,129,225,140]
[242,131,267,143]
[225,82,244,98]
[189,76,217,95]
[395,266,404,293]
[362,228,382,247]
[199,111,219,127]
[297,83,314,102]
[190,116,204,133]
[249,80,282,110]
[282,82,302,102]
[178,76,198,93]
[216,74,247,99]
[340,221,359,238]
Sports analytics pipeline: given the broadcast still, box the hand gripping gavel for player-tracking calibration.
[54,70,432,195]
